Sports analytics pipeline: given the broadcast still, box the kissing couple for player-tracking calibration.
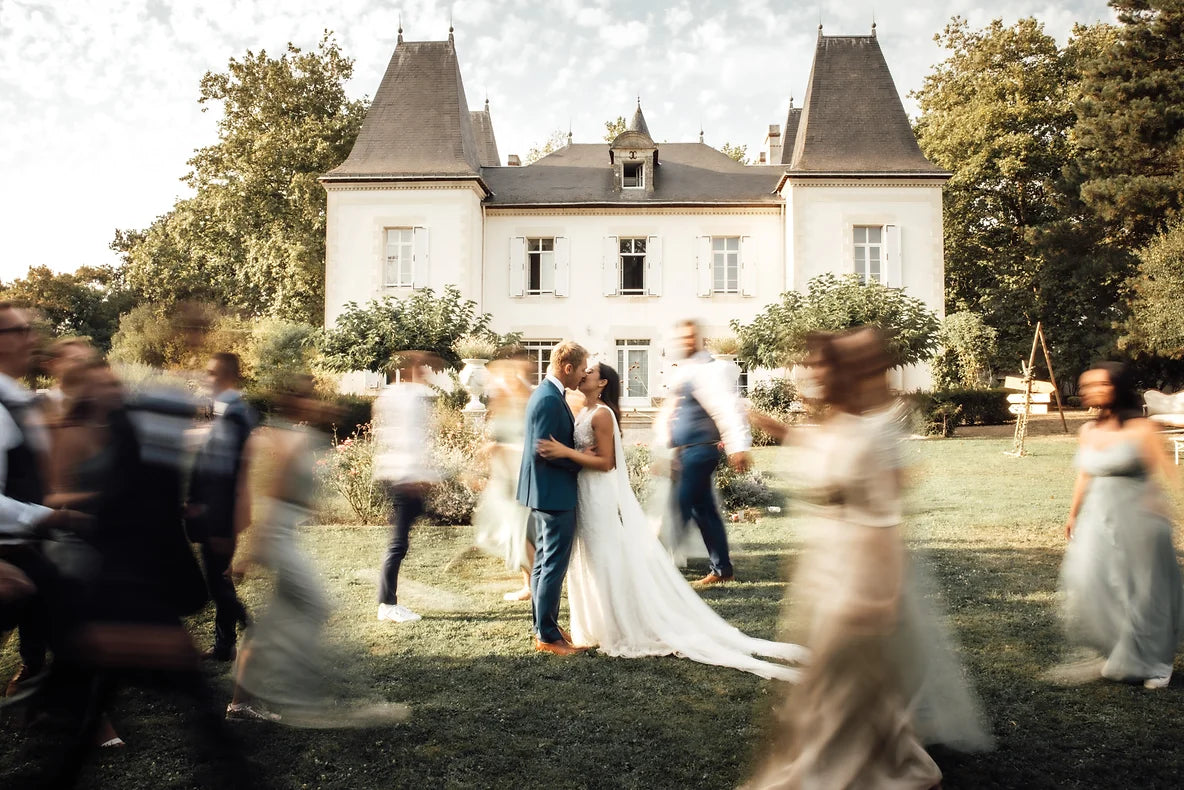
[516,341,805,678]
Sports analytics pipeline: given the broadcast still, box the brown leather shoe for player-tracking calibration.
[534,638,587,656]
[693,573,735,587]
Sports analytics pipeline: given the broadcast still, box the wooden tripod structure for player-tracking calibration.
[1006,322,1069,457]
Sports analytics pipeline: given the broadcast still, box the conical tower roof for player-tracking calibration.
[626,100,652,140]
[324,36,484,179]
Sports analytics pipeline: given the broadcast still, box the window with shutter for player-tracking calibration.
[383,228,414,288]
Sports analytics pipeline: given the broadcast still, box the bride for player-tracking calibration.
[537,362,804,680]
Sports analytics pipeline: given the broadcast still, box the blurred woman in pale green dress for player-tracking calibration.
[1061,362,1183,688]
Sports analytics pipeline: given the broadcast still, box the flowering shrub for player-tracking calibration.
[317,403,489,525]
[317,425,389,524]
[624,442,654,505]
[715,454,785,511]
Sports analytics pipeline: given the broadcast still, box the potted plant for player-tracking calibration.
[453,334,497,413]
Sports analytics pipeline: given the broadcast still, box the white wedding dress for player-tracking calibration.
[566,404,805,681]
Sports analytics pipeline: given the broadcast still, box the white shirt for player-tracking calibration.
[372,382,442,485]
[0,372,53,543]
[653,353,752,454]
[544,374,567,398]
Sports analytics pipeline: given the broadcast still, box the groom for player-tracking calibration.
[517,341,588,656]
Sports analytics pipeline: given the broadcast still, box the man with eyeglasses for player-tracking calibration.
[0,303,90,697]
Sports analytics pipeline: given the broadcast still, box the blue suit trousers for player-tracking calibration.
[529,508,576,643]
[675,444,733,577]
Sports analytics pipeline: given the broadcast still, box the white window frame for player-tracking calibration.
[524,339,560,387]
[623,161,644,189]
[619,238,647,295]
[712,236,741,293]
[616,338,651,405]
[526,238,555,295]
[853,225,885,284]
[384,228,414,288]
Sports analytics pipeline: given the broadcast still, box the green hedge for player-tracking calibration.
[244,391,373,438]
[903,388,1012,437]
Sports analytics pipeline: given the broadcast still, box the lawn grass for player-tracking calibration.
[4,434,1184,788]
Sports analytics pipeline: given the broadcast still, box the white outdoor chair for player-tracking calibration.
[1144,390,1184,464]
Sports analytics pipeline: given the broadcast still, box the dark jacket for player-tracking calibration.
[185,392,256,542]
[516,381,581,511]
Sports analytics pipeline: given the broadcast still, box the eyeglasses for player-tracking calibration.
[0,324,32,337]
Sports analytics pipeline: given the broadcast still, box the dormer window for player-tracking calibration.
[623,161,643,189]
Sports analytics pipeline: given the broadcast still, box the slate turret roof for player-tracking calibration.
[470,102,501,167]
[323,38,487,181]
[786,33,946,176]
[626,101,652,139]
[780,102,802,165]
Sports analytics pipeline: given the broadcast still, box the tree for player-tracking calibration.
[720,142,749,164]
[603,116,626,142]
[1074,0,1184,247]
[1119,222,1184,358]
[0,265,135,350]
[730,274,940,370]
[932,311,999,388]
[913,17,1130,380]
[525,129,568,164]
[322,285,512,373]
[112,33,367,323]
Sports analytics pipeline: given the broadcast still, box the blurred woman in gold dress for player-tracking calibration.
[746,329,990,790]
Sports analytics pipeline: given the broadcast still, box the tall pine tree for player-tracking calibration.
[1075,0,1184,247]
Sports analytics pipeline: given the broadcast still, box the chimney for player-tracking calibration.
[758,151,767,164]
[507,154,521,166]
[764,124,782,165]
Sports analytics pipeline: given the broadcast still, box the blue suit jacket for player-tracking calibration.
[516,381,581,511]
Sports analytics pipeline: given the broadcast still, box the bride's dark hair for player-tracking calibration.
[597,362,623,433]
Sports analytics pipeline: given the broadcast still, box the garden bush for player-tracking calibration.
[315,401,487,525]
[245,391,373,438]
[624,442,654,505]
[715,455,785,511]
[902,388,1011,437]
[317,424,388,524]
[747,377,803,446]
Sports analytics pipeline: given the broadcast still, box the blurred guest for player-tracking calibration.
[1060,362,1183,688]
[653,319,751,586]
[227,374,409,727]
[745,329,990,790]
[34,360,251,787]
[186,352,258,661]
[472,356,535,601]
[373,352,441,624]
[227,374,329,720]
[36,336,98,421]
[0,303,88,699]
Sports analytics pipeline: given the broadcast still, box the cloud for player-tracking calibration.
[600,19,649,49]
[0,0,1119,281]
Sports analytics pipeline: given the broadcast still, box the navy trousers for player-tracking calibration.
[529,508,576,643]
[675,444,733,577]
[199,543,248,658]
[379,487,426,606]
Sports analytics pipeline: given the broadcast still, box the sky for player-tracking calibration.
[0,0,1116,283]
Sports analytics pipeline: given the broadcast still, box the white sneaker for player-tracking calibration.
[377,603,422,623]
[1144,673,1172,690]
